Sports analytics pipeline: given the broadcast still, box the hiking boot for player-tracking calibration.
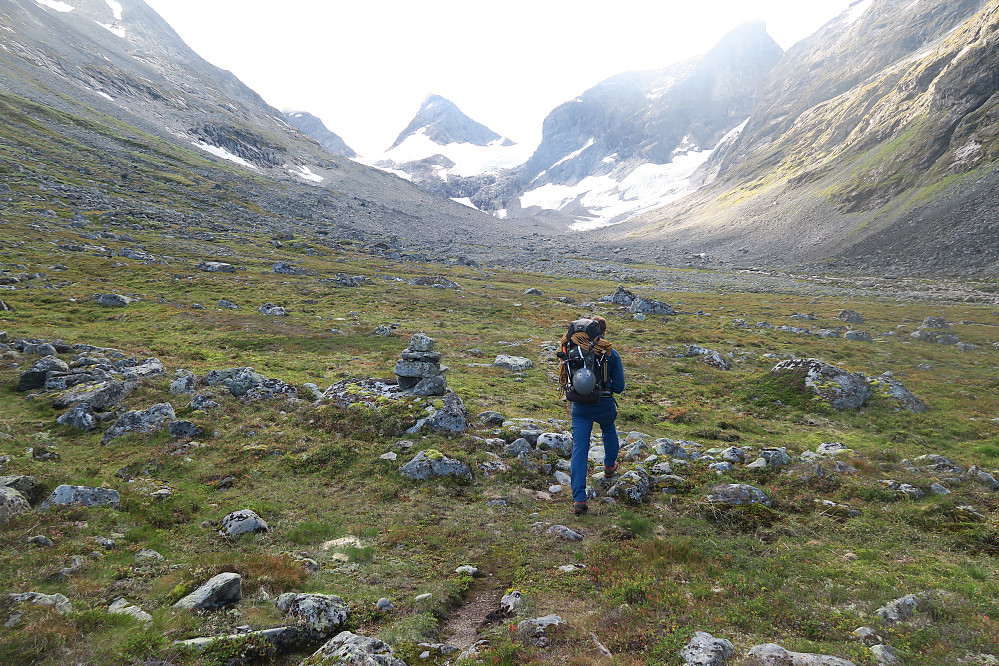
[604,462,619,478]
[573,501,588,516]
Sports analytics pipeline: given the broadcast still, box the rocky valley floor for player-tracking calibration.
[2,183,999,665]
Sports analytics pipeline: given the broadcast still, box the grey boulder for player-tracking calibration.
[219,509,269,538]
[706,483,771,507]
[174,572,242,610]
[258,303,287,316]
[56,403,99,430]
[771,358,872,410]
[301,630,407,666]
[0,487,30,526]
[537,432,573,457]
[0,475,43,504]
[274,592,349,637]
[52,380,126,411]
[870,372,926,412]
[399,450,473,482]
[9,592,72,614]
[681,631,734,666]
[39,484,120,510]
[494,355,533,371]
[101,402,176,444]
[745,643,855,665]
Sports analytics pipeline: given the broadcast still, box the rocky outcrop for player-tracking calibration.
[173,572,242,610]
[771,359,872,410]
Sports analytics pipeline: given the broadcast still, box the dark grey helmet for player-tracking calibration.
[572,366,596,394]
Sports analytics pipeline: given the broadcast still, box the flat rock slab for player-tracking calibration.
[745,643,855,665]
[173,572,242,610]
[706,483,771,507]
[275,592,349,637]
[39,485,120,510]
[300,630,407,666]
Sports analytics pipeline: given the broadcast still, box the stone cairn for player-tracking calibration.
[393,334,448,396]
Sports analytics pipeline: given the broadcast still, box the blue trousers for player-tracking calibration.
[570,398,619,503]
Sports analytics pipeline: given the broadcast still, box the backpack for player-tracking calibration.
[558,318,609,403]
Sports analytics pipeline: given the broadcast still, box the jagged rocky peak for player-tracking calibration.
[389,94,514,150]
[283,111,357,158]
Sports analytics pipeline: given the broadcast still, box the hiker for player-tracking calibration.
[558,315,625,516]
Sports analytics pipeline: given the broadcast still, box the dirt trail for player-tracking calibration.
[443,588,506,649]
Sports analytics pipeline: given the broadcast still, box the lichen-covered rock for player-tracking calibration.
[173,572,242,610]
[300,630,407,666]
[169,420,205,439]
[56,403,99,430]
[606,468,652,503]
[870,372,927,412]
[546,525,583,541]
[422,391,468,433]
[771,358,872,409]
[681,631,734,666]
[169,370,198,394]
[95,293,133,307]
[494,355,533,371]
[108,597,152,623]
[0,487,30,525]
[18,355,70,391]
[516,614,564,647]
[966,465,999,491]
[745,643,855,665]
[9,592,72,614]
[275,592,349,637]
[198,261,235,273]
[706,484,771,507]
[0,475,43,504]
[837,309,864,324]
[101,402,175,444]
[630,297,675,315]
[258,303,287,316]
[52,380,126,411]
[39,485,120,510]
[204,367,265,396]
[876,594,921,625]
[400,450,473,482]
[537,432,573,457]
[219,509,268,538]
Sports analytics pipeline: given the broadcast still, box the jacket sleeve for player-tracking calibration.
[609,350,625,394]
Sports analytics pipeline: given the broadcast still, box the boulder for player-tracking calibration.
[870,372,926,412]
[494,355,533,371]
[108,598,152,623]
[606,469,652,503]
[920,316,949,329]
[52,380,126,411]
[546,525,583,542]
[39,485,120,510]
[706,484,771,507]
[169,371,198,394]
[844,330,873,342]
[56,403,99,431]
[18,356,70,391]
[95,293,133,307]
[966,466,999,490]
[204,367,264,396]
[604,284,637,305]
[119,357,165,380]
[300,631,407,666]
[198,261,236,273]
[422,391,468,433]
[173,572,242,610]
[217,299,241,309]
[681,631,734,666]
[771,358,872,410]
[630,297,675,315]
[0,475,43,504]
[101,402,176,444]
[744,643,855,665]
[8,592,72,614]
[258,303,287,316]
[399,450,473,482]
[274,592,349,637]
[272,261,302,275]
[219,509,269,538]
[0,487,30,526]
[537,432,573,457]
[516,614,564,647]
[169,420,205,439]
[875,594,921,625]
[837,309,864,324]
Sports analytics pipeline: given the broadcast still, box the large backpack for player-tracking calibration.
[558,318,609,403]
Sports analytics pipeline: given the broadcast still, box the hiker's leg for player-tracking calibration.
[596,406,619,469]
[570,413,594,503]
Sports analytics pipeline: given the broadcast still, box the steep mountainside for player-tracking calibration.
[283,111,356,158]
[388,95,513,151]
[0,0,524,251]
[476,23,783,228]
[596,0,999,276]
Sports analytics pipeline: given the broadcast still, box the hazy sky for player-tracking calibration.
[143,0,856,157]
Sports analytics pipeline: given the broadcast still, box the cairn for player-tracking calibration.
[393,334,448,396]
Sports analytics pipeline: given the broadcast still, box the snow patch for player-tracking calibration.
[903,0,920,10]
[843,0,874,25]
[192,141,258,170]
[368,128,530,176]
[96,21,126,38]
[451,197,478,210]
[950,44,973,67]
[602,154,618,164]
[493,209,508,220]
[94,90,114,101]
[551,138,595,169]
[105,0,123,20]
[35,0,75,12]
[288,165,324,183]
[646,77,677,101]
[372,165,413,181]
[520,144,716,230]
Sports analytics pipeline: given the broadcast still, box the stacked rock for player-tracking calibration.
[394,334,448,396]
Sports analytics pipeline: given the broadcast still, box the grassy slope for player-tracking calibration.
[1,99,999,666]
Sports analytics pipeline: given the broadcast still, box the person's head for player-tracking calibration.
[591,315,607,335]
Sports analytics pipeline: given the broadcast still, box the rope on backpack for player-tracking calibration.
[557,331,614,398]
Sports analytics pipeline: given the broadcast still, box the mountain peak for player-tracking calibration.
[389,94,513,150]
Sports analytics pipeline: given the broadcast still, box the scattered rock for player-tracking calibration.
[52,380,127,411]
[216,299,241,309]
[537,432,573,457]
[870,372,926,412]
[169,370,198,395]
[771,358,872,410]
[258,303,287,316]
[300,631,407,666]
[838,309,864,324]
[706,484,771,507]
[56,403,99,430]
[607,469,652,503]
[876,594,920,625]
[0,487,30,526]
[8,592,72,614]
[169,420,205,439]
[173,572,242,610]
[18,356,70,391]
[108,598,152,623]
[95,293,133,307]
[966,466,999,491]
[681,631,734,666]
[399,450,473,481]
[546,525,583,542]
[870,644,899,665]
[220,509,269,538]
[198,261,236,273]
[744,643,855,665]
[274,592,349,638]
[39,485,120,510]
[517,614,564,647]
[101,402,176,444]
[0,475,43,504]
[494,355,533,371]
